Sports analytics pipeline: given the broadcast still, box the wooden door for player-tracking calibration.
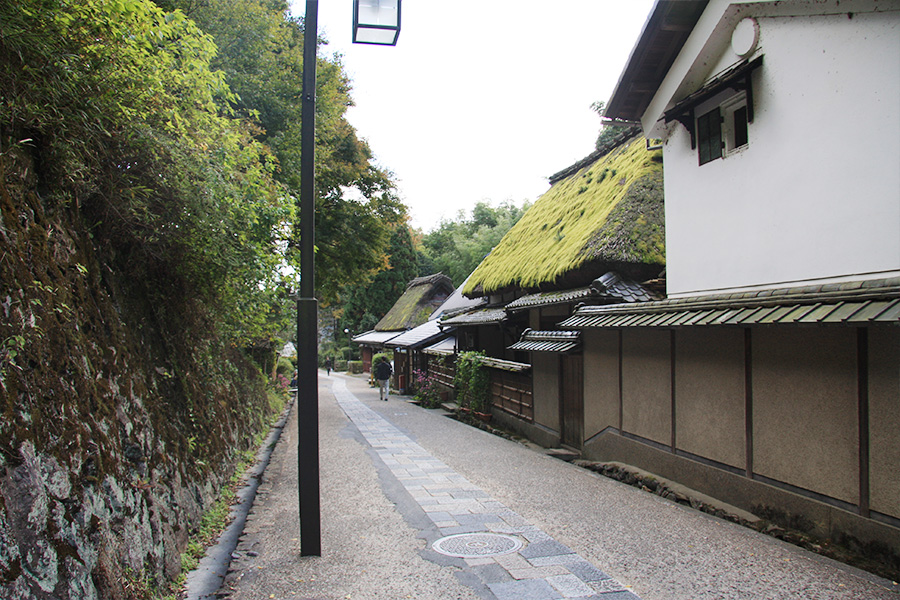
[560,354,584,448]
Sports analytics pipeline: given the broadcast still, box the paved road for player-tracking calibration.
[220,372,898,600]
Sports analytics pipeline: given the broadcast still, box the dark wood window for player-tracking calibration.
[697,107,723,165]
[732,105,749,148]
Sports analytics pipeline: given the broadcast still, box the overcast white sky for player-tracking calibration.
[289,1,654,231]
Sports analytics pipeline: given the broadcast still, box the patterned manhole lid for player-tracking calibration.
[431,533,524,557]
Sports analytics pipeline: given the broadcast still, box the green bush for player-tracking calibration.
[454,351,490,412]
[275,356,294,377]
[348,361,364,374]
[373,351,393,366]
[335,359,348,372]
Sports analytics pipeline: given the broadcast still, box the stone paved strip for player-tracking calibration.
[332,378,640,600]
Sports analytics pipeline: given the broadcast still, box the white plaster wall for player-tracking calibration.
[663,10,900,296]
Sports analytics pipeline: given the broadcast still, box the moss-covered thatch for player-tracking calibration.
[463,136,664,297]
[376,274,454,331]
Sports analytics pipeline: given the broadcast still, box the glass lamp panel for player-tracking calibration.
[353,0,400,45]
[355,28,398,45]
[358,0,399,27]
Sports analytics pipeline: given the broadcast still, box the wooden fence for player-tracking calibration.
[427,353,533,422]
[489,369,533,422]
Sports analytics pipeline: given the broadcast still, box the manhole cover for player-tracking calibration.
[431,533,523,557]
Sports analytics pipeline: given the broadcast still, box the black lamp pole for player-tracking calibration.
[296,0,400,558]
[297,0,320,557]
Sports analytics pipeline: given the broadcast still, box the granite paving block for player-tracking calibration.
[454,513,500,526]
[589,579,627,593]
[546,573,596,598]
[564,561,610,583]
[398,478,434,487]
[424,511,453,522]
[488,579,563,600]
[520,539,574,560]
[470,562,514,584]
[528,554,582,567]
[437,525,489,535]
[464,557,496,567]
[432,520,458,528]
[529,555,611,583]
[507,565,571,580]
[451,490,491,499]
[494,552,532,571]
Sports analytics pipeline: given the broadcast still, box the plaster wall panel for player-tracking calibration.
[664,10,900,296]
[533,353,560,432]
[868,326,900,519]
[675,328,745,469]
[583,330,620,440]
[752,328,858,504]
[622,329,671,446]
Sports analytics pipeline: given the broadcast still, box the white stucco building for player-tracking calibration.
[557,0,900,567]
[612,0,900,297]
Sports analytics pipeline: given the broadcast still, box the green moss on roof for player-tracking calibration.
[463,137,664,296]
[376,274,453,331]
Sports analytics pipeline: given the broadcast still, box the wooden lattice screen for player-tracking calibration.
[426,354,455,389]
[490,369,533,422]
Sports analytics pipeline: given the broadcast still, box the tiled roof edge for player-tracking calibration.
[572,277,900,316]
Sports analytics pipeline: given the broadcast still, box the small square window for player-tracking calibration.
[697,107,722,165]
[696,92,749,165]
[722,93,749,153]
[732,105,749,148]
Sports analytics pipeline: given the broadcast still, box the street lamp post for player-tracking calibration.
[297,0,401,558]
[297,0,320,558]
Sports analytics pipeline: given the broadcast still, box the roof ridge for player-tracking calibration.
[548,126,642,184]
[407,273,452,289]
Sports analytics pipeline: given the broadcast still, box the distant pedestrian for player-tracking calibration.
[375,356,392,401]
[325,357,333,376]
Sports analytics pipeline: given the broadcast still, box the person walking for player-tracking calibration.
[374,356,392,401]
[325,356,333,376]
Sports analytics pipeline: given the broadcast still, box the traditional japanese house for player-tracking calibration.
[445,131,666,445]
[351,273,453,379]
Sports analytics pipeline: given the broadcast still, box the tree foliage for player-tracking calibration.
[1,0,405,356]
[418,201,530,286]
[170,0,402,303]
[338,221,420,335]
[1,0,295,346]
[592,100,620,150]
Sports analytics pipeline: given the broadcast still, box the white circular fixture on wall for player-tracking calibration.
[732,17,759,57]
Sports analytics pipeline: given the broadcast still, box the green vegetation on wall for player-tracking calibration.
[454,351,490,413]
[0,0,404,596]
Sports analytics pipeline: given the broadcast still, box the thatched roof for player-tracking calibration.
[463,135,665,298]
[375,273,454,332]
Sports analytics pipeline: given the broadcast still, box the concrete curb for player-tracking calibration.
[181,398,295,600]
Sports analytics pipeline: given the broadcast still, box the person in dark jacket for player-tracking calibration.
[375,356,392,401]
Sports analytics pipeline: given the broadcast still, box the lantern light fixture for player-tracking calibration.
[353,0,401,46]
